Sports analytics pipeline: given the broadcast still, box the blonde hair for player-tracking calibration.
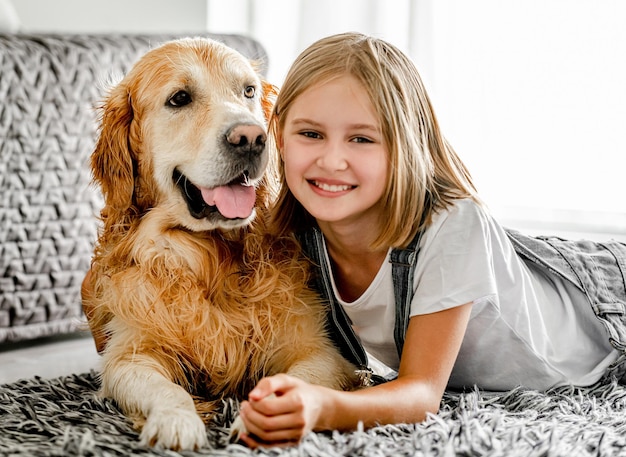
[269,32,478,249]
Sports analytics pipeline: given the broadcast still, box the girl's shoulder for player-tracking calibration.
[427,198,494,239]
[418,198,513,271]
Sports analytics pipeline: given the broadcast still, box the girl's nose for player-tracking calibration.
[316,141,348,171]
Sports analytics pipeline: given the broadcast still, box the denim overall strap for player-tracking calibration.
[389,231,423,358]
[298,228,369,370]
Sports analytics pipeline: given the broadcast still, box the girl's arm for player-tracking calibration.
[238,302,473,447]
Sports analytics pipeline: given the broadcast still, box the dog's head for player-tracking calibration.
[92,37,276,232]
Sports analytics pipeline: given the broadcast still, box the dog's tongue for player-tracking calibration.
[200,182,256,219]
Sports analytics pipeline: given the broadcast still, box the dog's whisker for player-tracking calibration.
[182,177,195,200]
[174,172,197,201]
[242,171,252,187]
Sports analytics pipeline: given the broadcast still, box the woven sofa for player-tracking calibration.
[0,32,267,343]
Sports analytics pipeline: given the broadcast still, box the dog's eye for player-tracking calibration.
[168,91,192,107]
[244,86,256,99]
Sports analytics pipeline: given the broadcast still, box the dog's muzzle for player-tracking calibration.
[173,123,267,221]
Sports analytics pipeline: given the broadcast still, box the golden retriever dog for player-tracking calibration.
[85,37,360,451]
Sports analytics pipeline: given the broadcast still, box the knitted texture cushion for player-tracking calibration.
[0,33,268,343]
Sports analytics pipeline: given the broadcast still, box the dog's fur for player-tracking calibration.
[86,38,359,451]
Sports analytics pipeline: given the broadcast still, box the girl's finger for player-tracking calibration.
[249,374,299,401]
[238,414,304,444]
[248,391,300,417]
[242,400,304,433]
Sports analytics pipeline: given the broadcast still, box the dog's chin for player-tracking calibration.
[172,168,257,232]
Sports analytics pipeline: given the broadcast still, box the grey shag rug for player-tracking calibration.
[1,372,626,457]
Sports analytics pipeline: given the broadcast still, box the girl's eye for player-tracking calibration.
[244,85,256,98]
[351,136,374,144]
[168,90,192,107]
[301,131,322,139]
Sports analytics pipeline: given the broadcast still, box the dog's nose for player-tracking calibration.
[225,124,266,156]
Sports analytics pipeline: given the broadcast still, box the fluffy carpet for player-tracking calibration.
[1,372,625,457]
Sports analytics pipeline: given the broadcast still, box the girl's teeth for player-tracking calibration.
[315,181,351,192]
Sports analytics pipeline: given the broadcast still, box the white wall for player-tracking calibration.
[412,0,626,239]
[10,0,208,33]
[205,0,417,92]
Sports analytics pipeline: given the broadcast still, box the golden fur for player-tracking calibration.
[86,37,359,451]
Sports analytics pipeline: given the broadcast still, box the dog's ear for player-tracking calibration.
[91,84,136,214]
[261,80,278,123]
[255,80,280,208]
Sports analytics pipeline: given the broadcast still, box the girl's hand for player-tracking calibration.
[237,374,329,448]
[237,303,473,449]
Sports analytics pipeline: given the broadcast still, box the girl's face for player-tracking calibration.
[281,75,389,232]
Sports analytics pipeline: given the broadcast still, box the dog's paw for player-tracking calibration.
[141,408,208,451]
[228,413,248,443]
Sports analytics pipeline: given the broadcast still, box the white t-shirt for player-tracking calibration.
[324,199,619,391]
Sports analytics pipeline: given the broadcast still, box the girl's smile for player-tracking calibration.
[309,179,355,194]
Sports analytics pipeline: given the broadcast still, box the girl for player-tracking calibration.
[235,32,626,448]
